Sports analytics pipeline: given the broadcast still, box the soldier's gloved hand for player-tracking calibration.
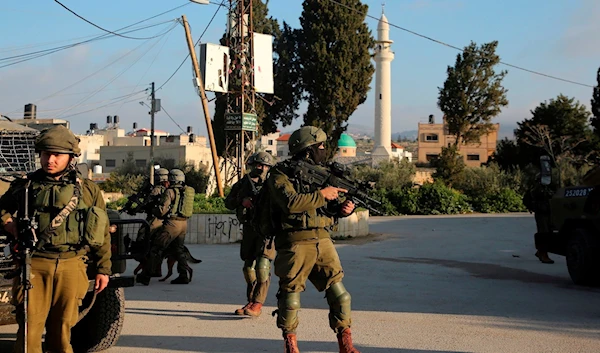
[340,200,355,216]
[242,197,254,209]
[95,274,109,293]
[3,218,18,239]
[320,186,348,201]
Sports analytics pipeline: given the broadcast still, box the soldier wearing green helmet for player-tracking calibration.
[266,126,360,353]
[0,125,111,353]
[225,151,276,317]
[137,169,195,285]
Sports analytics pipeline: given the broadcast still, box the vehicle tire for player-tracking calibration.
[566,228,600,286]
[71,287,125,353]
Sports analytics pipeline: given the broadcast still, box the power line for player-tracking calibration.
[0,20,177,68]
[325,0,594,88]
[54,0,179,40]
[160,104,187,134]
[55,34,169,118]
[61,94,149,119]
[156,0,227,92]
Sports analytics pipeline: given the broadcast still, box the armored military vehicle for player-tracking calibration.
[540,156,600,286]
[0,121,148,352]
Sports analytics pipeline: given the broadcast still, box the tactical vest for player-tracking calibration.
[169,185,195,218]
[30,179,107,251]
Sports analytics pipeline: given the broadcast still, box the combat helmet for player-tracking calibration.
[35,125,81,156]
[169,169,185,183]
[288,126,327,156]
[249,151,276,167]
[155,168,169,182]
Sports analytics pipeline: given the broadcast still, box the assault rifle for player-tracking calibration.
[16,185,38,353]
[288,160,386,216]
[121,181,154,215]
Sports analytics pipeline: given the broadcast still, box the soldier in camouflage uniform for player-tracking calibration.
[225,151,276,317]
[137,169,193,285]
[0,126,111,353]
[266,126,360,353]
[524,175,555,264]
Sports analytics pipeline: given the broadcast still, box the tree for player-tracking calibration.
[591,68,600,145]
[487,138,523,171]
[514,94,594,168]
[432,145,465,187]
[298,0,375,158]
[211,0,300,156]
[437,41,508,147]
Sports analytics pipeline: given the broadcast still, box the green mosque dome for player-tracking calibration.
[337,133,357,148]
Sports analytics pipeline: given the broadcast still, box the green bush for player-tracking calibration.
[415,182,471,215]
[386,187,418,215]
[106,197,129,210]
[192,194,233,214]
[352,159,415,190]
[468,187,526,213]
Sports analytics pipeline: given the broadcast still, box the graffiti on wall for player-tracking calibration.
[205,216,240,240]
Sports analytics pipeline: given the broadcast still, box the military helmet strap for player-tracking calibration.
[34,177,83,250]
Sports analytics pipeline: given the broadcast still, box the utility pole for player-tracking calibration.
[181,15,224,197]
[149,81,156,185]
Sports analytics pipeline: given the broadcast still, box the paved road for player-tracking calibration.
[2,214,600,352]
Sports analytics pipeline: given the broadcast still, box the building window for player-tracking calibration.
[268,140,274,145]
[467,154,480,161]
[425,134,438,142]
[144,140,149,146]
[342,149,347,153]
[106,159,116,167]
[94,149,100,154]
[266,150,273,154]
[426,154,439,162]
[135,159,147,167]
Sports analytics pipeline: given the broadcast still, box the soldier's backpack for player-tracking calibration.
[172,185,195,218]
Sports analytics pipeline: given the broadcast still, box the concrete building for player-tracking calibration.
[417,119,499,167]
[276,133,291,157]
[99,134,212,172]
[256,130,280,156]
[372,11,394,162]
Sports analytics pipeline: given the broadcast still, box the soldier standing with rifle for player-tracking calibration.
[225,151,276,317]
[266,126,360,353]
[0,126,111,353]
[137,169,195,285]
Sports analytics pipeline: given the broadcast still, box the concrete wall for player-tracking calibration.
[119,210,370,244]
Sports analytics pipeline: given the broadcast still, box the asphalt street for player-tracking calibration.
[1,213,600,353]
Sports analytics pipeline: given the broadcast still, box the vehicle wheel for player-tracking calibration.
[71,287,125,352]
[566,228,600,286]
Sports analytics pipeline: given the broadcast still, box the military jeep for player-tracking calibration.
[541,158,600,286]
[0,122,149,352]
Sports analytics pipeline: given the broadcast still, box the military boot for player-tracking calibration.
[337,329,360,353]
[284,333,300,353]
[535,251,555,264]
[170,274,190,284]
[235,302,252,315]
[244,302,263,317]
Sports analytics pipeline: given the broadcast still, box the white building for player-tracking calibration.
[256,130,280,156]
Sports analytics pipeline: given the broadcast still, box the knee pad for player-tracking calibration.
[326,282,351,307]
[255,257,271,283]
[243,266,256,284]
[278,291,301,311]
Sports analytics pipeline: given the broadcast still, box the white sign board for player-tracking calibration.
[199,43,230,93]
[253,33,274,94]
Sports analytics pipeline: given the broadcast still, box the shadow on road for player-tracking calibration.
[116,334,468,353]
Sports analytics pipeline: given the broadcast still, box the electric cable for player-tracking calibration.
[54,0,182,40]
[325,0,594,88]
[156,0,227,92]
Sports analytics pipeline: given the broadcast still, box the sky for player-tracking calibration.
[0,0,598,139]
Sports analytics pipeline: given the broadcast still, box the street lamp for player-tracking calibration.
[189,0,210,4]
